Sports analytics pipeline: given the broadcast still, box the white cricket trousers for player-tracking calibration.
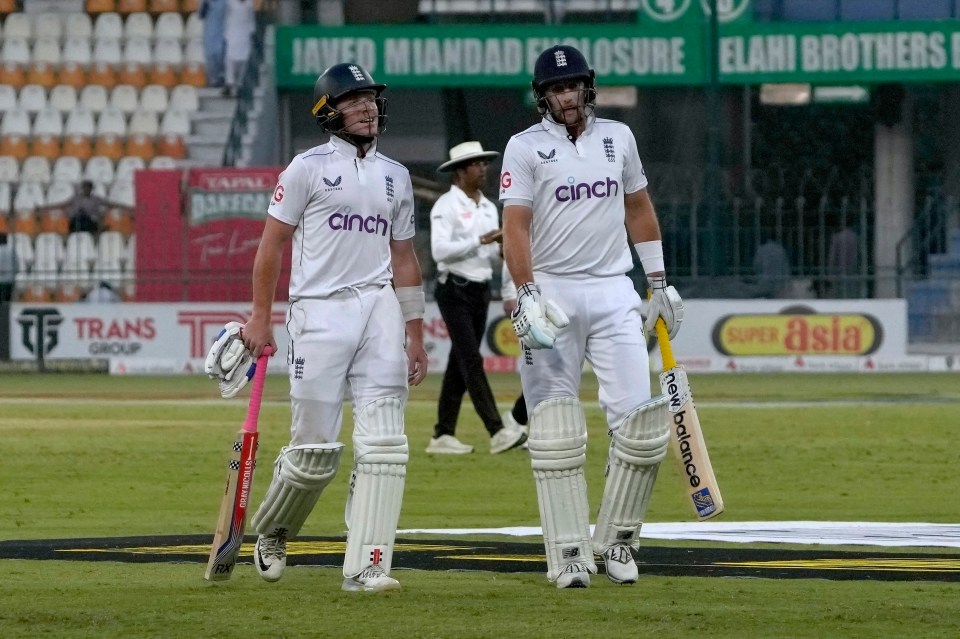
[286,285,408,445]
[520,274,651,429]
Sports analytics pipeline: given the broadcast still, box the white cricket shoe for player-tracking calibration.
[342,565,401,592]
[490,424,527,454]
[601,544,639,584]
[426,434,474,455]
[254,530,288,582]
[501,410,529,449]
[555,562,592,589]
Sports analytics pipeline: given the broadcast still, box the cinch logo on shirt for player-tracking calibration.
[554,177,620,202]
[328,211,389,236]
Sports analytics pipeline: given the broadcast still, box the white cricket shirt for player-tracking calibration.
[499,114,647,278]
[268,135,416,299]
[430,184,500,283]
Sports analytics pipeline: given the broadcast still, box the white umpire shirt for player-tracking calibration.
[268,135,416,299]
[430,184,500,283]
[499,113,647,278]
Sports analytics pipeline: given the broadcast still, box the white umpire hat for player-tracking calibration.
[437,141,500,172]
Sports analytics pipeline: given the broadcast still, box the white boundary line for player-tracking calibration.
[399,521,960,548]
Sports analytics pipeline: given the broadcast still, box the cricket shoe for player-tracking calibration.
[555,562,593,589]
[501,410,529,449]
[601,544,638,585]
[342,565,401,592]
[426,434,474,455]
[490,424,527,454]
[254,530,288,583]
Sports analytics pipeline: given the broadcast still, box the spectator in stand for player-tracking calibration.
[200,0,227,88]
[83,280,121,303]
[0,233,14,303]
[42,181,128,235]
[223,0,256,97]
[828,224,860,298]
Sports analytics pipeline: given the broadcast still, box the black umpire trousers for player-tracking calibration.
[434,275,503,438]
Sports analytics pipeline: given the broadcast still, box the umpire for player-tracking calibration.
[428,142,527,455]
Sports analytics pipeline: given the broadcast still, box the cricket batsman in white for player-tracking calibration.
[501,45,684,588]
[205,62,428,592]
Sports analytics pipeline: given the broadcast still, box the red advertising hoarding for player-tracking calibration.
[134,168,289,302]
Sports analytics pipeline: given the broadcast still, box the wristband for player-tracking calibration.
[634,240,665,276]
[395,286,425,322]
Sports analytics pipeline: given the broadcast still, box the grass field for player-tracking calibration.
[2,371,959,638]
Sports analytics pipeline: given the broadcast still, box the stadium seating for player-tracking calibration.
[50,85,80,113]
[1,3,213,301]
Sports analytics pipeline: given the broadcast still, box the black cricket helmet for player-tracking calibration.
[531,45,596,115]
[311,62,387,133]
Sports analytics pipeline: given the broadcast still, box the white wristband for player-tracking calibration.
[395,286,425,322]
[634,240,665,276]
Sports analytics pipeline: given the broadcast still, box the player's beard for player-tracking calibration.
[546,92,589,128]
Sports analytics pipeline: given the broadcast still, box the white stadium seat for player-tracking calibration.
[80,85,110,113]
[139,84,169,113]
[49,85,79,113]
[17,84,48,114]
[52,156,84,183]
[21,156,52,184]
[108,84,140,115]
[94,13,124,42]
[169,84,199,112]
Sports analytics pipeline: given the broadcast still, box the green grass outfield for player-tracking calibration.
[2,372,959,638]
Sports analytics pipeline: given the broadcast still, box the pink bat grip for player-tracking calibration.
[242,346,272,433]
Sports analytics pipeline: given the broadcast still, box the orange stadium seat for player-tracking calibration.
[60,38,93,88]
[124,133,156,161]
[90,38,123,87]
[0,109,32,160]
[30,108,65,160]
[0,0,18,13]
[87,0,118,13]
[150,39,183,87]
[95,108,129,161]
[182,0,200,11]
[118,0,149,14]
[149,0,180,15]
[63,108,98,161]
[0,38,31,89]
[12,209,39,236]
[19,284,52,303]
[119,37,152,87]
[27,38,63,89]
[39,208,70,236]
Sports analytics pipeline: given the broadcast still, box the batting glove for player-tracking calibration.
[644,276,684,340]
[511,283,569,350]
[204,321,256,399]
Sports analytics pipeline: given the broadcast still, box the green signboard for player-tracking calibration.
[718,21,960,84]
[276,20,960,89]
[275,24,706,89]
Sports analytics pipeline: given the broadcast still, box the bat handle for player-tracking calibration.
[654,318,677,371]
[242,346,272,433]
[647,288,677,370]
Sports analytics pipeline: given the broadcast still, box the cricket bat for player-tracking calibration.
[203,347,272,581]
[654,319,724,520]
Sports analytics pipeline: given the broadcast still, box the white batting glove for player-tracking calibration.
[204,321,255,398]
[644,276,684,340]
[510,283,569,350]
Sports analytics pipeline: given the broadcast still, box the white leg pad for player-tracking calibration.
[343,398,408,578]
[592,395,669,554]
[250,443,344,537]
[528,396,596,581]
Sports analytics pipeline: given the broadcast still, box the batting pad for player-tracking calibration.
[592,395,669,554]
[528,397,596,581]
[343,398,408,578]
[250,443,344,537]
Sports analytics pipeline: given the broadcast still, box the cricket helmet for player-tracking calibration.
[311,63,387,133]
[531,45,597,116]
